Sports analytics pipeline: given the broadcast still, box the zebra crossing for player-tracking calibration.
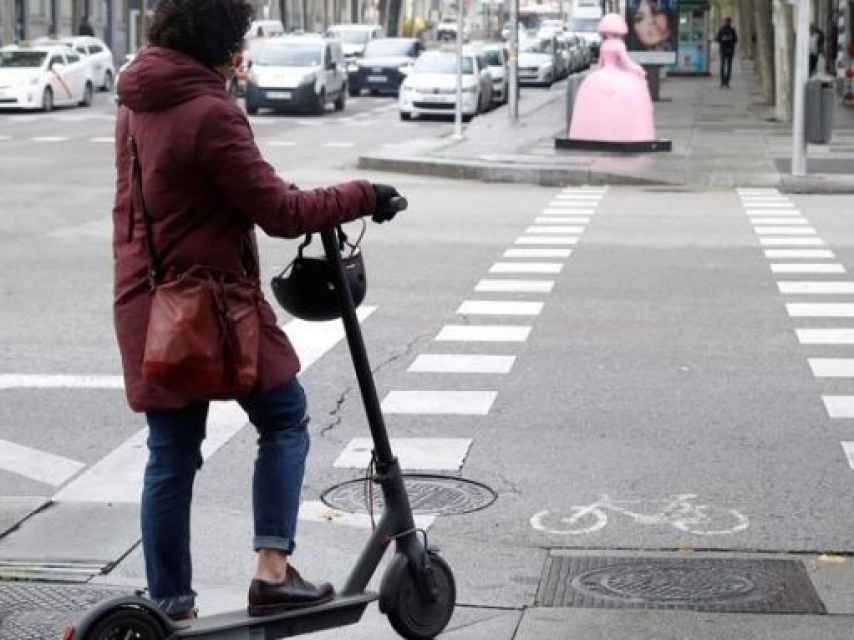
[737,188,854,469]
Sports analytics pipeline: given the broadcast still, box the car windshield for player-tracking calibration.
[519,39,550,53]
[254,43,322,67]
[484,49,502,66]
[568,18,600,32]
[364,39,414,57]
[328,28,371,44]
[0,51,47,68]
[414,53,473,74]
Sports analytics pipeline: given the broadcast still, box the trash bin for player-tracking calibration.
[805,78,835,144]
[565,72,588,132]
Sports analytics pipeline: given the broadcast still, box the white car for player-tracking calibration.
[245,35,348,115]
[479,43,509,104]
[326,24,384,62]
[61,36,116,91]
[245,19,286,39]
[518,36,556,86]
[0,44,94,111]
[398,49,492,121]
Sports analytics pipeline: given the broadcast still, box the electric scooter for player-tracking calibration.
[67,197,457,640]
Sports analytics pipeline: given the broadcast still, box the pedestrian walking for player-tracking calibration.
[112,0,403,622]
[77,14,95,36]
[715,17,737,88]
[809,24,825,76]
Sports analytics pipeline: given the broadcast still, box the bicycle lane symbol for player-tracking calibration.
[530,493,750,536]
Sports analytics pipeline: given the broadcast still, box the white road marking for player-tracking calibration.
[296,119,323,126]
[759,237,824,246]
[503,248,572,258]
[534,217,588,224]
[0,438,85,487]
[841,442,854,468]
[746,210,802,216]
[0,135,11,141]
[554,193,602,200]
[754,226,816,235]
[737,188,779,193]
[265,140,297,147]
[458,300,543,316]
[299,500,436,529]
[543,208,594,215]
[475,279,554,293]
[515,236,578,245]
[788,304,854,317]
[750,217,809,224]
[52,307,376,503]
[562,187,606,193]
[809,359,854,377]
[409,354,515,374]
[823,396,854,418]
[771,263,845,274]
[435,325,531,342]
[0,374,124,389]
[381,390,497,415]
[31,136,67,142]
[796,329,854,344]
[334,437,473,469]
[740,197,791,203]
[525,226,585,234]
[778,281,854,294]
[323,142,355,148]
[765,249,835,259]
[489,262,563,274]
[89,136,114,143]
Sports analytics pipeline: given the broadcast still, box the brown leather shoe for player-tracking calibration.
[247,566,334,616]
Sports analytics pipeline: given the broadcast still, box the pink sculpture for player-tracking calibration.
[568,13,656,143]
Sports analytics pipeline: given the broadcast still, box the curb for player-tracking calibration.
[780,173,854,194]
[357,154,676,187]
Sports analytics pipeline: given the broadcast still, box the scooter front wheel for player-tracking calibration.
[380,552,456,640]
[84,607,166,640]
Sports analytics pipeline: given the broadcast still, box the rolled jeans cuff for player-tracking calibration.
[254,535,295,554]
[151,592,197,616]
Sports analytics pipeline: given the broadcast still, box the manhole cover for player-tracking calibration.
[0,583,131,640]
[537,556,826,613]
[321,474,497,516]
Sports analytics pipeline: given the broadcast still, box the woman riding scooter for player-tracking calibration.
[112,0,402,621]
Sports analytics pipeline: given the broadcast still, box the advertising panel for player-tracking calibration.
[626,0,679,65]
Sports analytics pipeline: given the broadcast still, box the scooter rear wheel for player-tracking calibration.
[382,552,456,640]
[85,607,165,640]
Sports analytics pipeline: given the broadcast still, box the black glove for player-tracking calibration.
[372,183,403,223]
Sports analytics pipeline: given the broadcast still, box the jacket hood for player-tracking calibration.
[117,46,228,112]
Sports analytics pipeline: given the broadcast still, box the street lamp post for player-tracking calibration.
[453,5,464,139]
[791,0,811,176]
[508,0,519,123]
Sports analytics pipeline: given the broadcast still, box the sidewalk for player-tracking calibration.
[358,62,854,192]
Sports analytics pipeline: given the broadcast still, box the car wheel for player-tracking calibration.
[80,81,94,107]
[400,111,411,121]
[42,87,54,112]
[314,88,326,115]
[348,84,360,97]
[102,70,114,92]
[462,113,474,123]
[246,99,258,115]
[334,86,346,111]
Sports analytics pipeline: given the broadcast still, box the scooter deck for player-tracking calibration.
[177,593,377,638]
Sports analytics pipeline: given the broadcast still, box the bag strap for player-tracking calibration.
[127,113,163,285]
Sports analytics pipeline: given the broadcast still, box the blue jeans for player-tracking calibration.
[141,378,310,615]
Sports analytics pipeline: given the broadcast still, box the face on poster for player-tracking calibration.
[626,0,678,64]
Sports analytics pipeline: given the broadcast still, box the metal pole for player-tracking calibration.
[792,0,810,176]
[453,5,464,139]
[508,0,519,122]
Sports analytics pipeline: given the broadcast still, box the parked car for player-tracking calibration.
[567,14,602,60]
[478,42,509,104]
[34,35,115,91]
[245,19,285,39]
[326,24,384,64]
[563,33,590,72]
[517,35,558,86]
[0,44,94,111]
[244,35,347,115]
[349,37,423,96]
[398,48,492,121]
[436,16,470,42]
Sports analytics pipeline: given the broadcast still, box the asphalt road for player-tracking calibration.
[2,90,854,638]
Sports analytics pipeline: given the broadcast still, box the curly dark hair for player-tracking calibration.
[148,0,255,68]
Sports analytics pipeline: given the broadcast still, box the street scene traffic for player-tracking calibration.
[2,0,854,638]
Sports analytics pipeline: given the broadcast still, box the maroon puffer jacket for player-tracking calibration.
[113,46,376,412]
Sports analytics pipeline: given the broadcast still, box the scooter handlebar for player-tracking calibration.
[388,196,408,213]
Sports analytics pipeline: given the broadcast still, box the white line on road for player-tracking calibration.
[534,217,589,224]
[741,201,795,207]
[335,437,473,470]
[737,188,780,194]
[754,226,816,235]
[841,442,854,468]
[435,325,531,342]
[0,438,85,487]
[408,354,515,374]
[515,236,578,245]
[823,396,854,418]
[525,226,585,234]
[503,248,572,258]
[809,359,854,377]
[788,304,854,317]
[765,249,835,259]
[759,237,825,246]
[0,135,11,141]
[543,208,594,215]
[457,300,543,316]
[554,194,602,200]
[475,279,554,293]
[796,329,854,344]
[323,142,355,148]
[749,218,809,224]
[265,140,297,147]
[489,262,563,274]
[746,210,802,216]
[0,374,124,389]
[31,136,67,142]
[89,137,114,143]
[771,263,845,274]
[778,281,854,294]
[381,390,497,415]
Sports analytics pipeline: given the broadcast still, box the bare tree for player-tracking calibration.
[772,0,794,121]
[753,0,775,104]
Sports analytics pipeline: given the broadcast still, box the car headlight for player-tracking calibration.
[347,63,358,73]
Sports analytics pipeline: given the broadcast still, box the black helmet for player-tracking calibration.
[271,227,366,322]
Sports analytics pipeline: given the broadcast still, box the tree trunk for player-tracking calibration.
[754,0,775,104]
[737,0,754,60]
[386,0,403,35]
[773,0,794,121]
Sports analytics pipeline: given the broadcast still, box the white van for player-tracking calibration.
[245,35,348,115]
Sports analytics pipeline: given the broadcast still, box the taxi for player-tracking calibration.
[0,44,94,112]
